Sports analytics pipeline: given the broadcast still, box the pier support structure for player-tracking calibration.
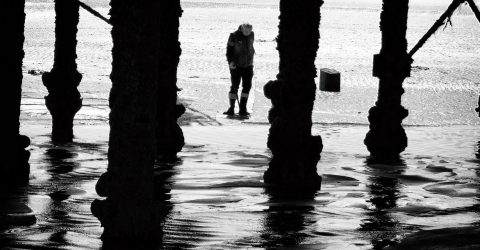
[156,0,185,160]
[1,0,30,184]
[365,0,411,161]
[91,0,163,242]
[42,0,82,143]
[263,0,323,190]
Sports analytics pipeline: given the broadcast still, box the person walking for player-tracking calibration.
[224,23,255,116]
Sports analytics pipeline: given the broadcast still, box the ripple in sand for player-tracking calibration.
[389,226,480,250]
[393,174,440,185]
[425,164,453,173]
[423,182,479,198]
[48,188,87,202]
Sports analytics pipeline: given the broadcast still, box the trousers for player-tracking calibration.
[229,65,253,95]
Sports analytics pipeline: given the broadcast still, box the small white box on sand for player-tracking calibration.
[319,68,340,92]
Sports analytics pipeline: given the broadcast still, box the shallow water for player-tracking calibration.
[4,0,480,249]
[2,124,480,249]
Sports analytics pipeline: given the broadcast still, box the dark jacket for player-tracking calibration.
[226,26,255,68]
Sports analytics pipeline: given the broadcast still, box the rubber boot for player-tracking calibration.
[239,93,249,116]
[223,93,236,115]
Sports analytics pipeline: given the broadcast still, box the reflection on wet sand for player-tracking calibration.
[36,143,99,249]
[0,131,107,249]
[3,125,480,249]
[0,183,36,248]
[44,148,79,175]
[473,140,480,227]
[40,147,79,248]
[361,160,405,249]
[155,153,217,249]
[386,139,480,249]
[260,188,316,248]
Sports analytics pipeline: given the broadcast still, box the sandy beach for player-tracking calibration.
[2,0,480,249]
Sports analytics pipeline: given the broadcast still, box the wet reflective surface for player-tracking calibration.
[0,127,106,249]
[2,124,480,249]
[8,0,480,248]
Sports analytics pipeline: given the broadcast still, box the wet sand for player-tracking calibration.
[1,122,480,249]
[4,0,480,248]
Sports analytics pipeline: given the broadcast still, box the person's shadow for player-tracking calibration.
[360,159,405,250]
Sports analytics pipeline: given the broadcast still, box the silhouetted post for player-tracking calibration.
[263,0,323,190]
[364,0,411,160]
[156,0,185,160]
[1,1,31,184]
[42,0,82,143]
[91,0,162,242]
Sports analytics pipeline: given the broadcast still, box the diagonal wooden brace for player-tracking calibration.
[467,0,480,25]
[408,0,466,58]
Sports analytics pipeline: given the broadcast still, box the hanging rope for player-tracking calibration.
[408,0,466,58]
[76,0,112,26]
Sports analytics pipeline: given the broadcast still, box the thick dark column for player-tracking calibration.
[91,0,162,242]
[156,0,185,160]
[364,0,411,160]
[0,1,30,184]
[263,0,323,190]
[42,0,82,143]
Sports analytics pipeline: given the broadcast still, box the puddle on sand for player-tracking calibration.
[1,124,480,249]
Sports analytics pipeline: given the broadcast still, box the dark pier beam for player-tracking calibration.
[91,0,162,242]
[263,0,323,190]
[0,1,30,184]
[364,0,411,161]
[42,0,82,143]
[156,0,185,160]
